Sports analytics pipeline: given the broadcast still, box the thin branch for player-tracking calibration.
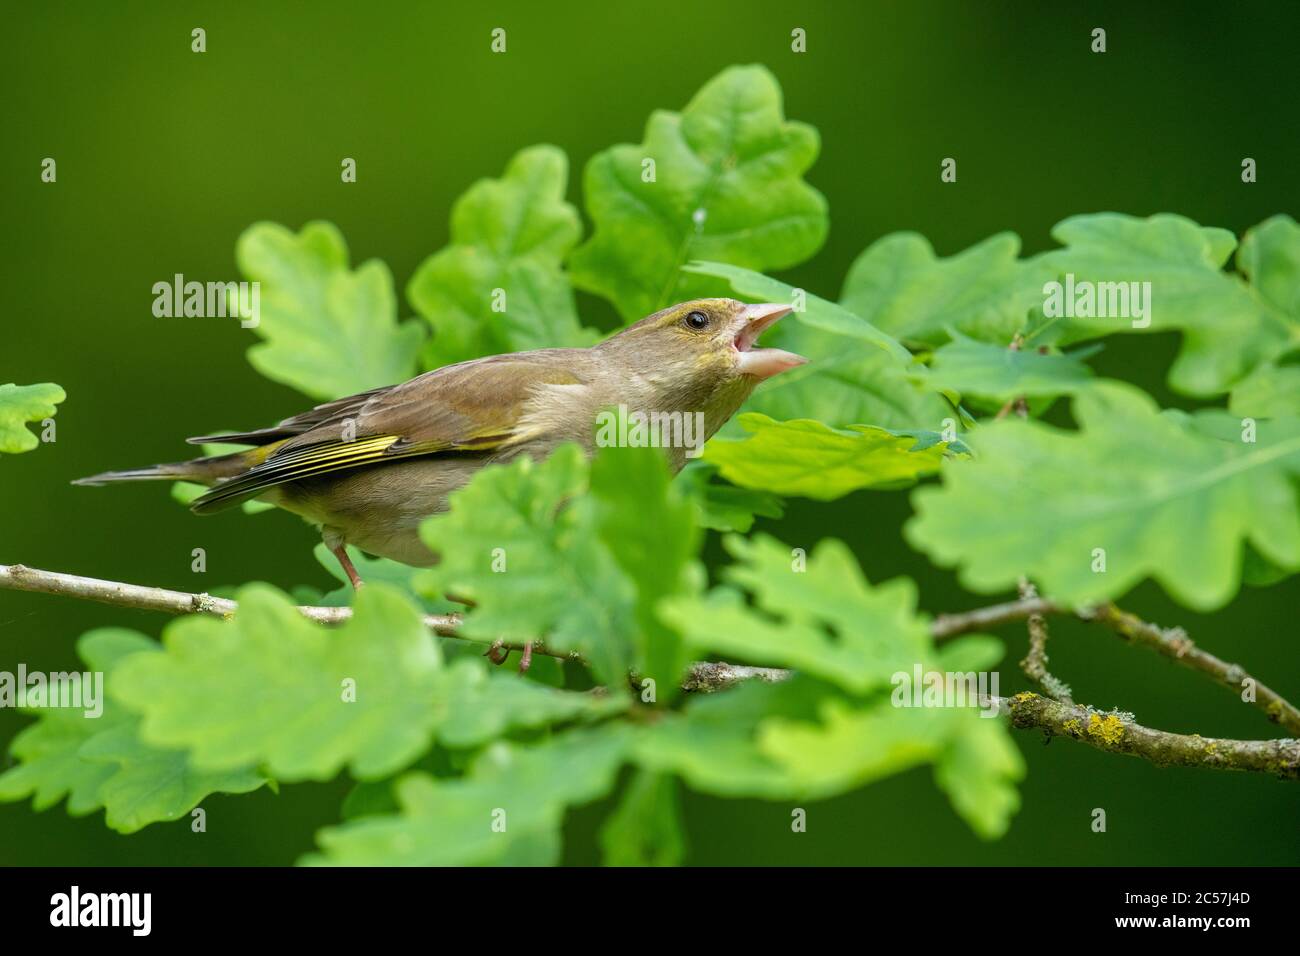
[1003,692,1300,780]
[0,563,743,682]
[1083,603,1300,737]
[0,561,464,634]
[932,594,1300,736]
[1,562,244,618]
[670,668,1300,780]
[638,663,1300,780]
[3,560,1056,648]
[0,562,570,660]
[679,661,790,693]
[5,562,1300,772]
[1016,579,1072,703]
[931,596,1061,640]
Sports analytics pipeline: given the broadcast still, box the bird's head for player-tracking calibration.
[597,298,806,412]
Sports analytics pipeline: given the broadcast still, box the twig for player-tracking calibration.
[0,563,756,683]
[648,664,1300,779]
[1003,692,1300,780]
[932,594,1300,736]
[670,672,1300,780]
[1016,580,1072,703]
[0,561,464,632]
[0,562,559,655]
[931,596,1061,640]
[1083,603,1300,736]
[5,563,1300,768]
[1,560,1057,647]
[680,661,790,693]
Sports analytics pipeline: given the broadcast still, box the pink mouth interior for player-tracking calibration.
[733,309,789,352]
[732,307,806,379]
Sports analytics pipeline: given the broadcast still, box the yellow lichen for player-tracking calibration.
[1086,713,1125,746]
[1062,718,1082,735]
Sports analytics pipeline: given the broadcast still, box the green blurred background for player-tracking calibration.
[3,0,1297,865]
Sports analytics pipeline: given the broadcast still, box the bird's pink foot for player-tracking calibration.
[329,543,364,590]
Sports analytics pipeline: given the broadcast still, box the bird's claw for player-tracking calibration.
[483,640,533,672]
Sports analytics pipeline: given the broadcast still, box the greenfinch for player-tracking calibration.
[75,298,803,588]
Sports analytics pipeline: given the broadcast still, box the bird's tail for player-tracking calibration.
[72,450,255,488]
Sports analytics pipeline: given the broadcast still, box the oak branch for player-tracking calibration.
[1,562,1296,780]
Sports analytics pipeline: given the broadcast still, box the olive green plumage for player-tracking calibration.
[75,298,804,569]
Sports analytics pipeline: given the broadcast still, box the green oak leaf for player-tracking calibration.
[907,382,1300,610]
[436,659,626,749]
[0,630,144,816]
[703,413,957,500]
[1230,362,1300,419]
[236,221,425,400]
[496,826,563,866]
[340,778,402,821]
[839,232,1049,348]
[0,706,118,816]
[419,444,704,688]
[1238,215,1300,313]
[417,445,638,686]
[408,145,599,368]
[1225,216,1300,412]
[921,334,1100,402]
[0,629,266,833]
[758,693,1022,839]
[1034,213,1297,396]
[79,723,264,833]
[305,726,631,866]
[932,709,1025,840]
[757,697,954,796]
[0,382,64,454]
[590,445,700,695]
[570,65,828,321]
[111,583,446,781]
[1242,542,1295,588]
[1192,408,1300,591]
[599,770,686,866]
[633,663,1020,838]
[633,675,829,799]
[661,534,933,693]
[745,319,957,432]
[101,579,607,801]
[676,460,785,533]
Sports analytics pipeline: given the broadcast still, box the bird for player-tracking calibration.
[75,298,805,599]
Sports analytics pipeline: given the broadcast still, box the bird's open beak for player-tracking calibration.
[734,303,807,379]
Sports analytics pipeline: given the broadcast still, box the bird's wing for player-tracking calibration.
[186,387,390,446]
[189,352,588,514]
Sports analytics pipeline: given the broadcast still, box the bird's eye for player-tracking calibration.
[684,310,710,331]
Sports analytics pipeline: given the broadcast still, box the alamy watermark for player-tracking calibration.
[891,664,1001,718]
[0,666,103,718]
[152,274,260,328]
[1042,273,1151,328]
[50,886,151,936]
[594,404,706,458]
